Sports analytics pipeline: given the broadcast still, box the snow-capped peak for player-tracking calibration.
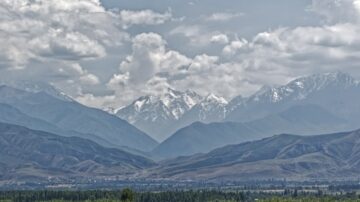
[203,93,228,105]
[290,71,358,90]
[116,88,203,122]
[133,96,151,111]
[250,72,358,103]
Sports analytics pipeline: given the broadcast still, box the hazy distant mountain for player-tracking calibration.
[116,88,228,141]
[0,85,158,152]
[153,104,348,159]
[0,103,115,147]
[0,80,73,102]
[226,72,360,125]
[0,103,62,134]
[150,129,360,181]
[152,121,259,159]
[0,123,155,182]
[246,104,348,135]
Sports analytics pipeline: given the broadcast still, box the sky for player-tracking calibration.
[1,0,360,108]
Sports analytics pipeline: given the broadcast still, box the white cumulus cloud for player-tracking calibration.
[119,9,173,29]
[211,34,230,44]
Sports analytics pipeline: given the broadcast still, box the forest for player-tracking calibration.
[0,189,360,202]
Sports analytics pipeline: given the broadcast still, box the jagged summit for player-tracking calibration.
[115,88,228,141]
[203,93,228,105]
[226,71,360,122]
[116,71,359,141]
[116,89,229,122]
[117,88,203,123]
[253,71,358,103]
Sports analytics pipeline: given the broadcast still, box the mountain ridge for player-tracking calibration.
[149,129,360,181]
[152,104,350,159]
[0,85,158,152]
[115,72,360,142]
[0,122,156,183]
[226,72,360,122]
[116,88,228,141]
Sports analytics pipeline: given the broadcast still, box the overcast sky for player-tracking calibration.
[1,0,360,108]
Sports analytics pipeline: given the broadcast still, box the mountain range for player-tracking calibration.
[116,88,228,141]
[226,72,360,123]
[113,72,360,158]
[149,129,360,182]
[2,121,360,184]
[116,72,360,145]
[0,122,155,183]
[0,72,360,185]
[152,104,348,159]
[0,85,158,152]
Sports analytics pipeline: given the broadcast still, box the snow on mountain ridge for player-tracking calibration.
[119,71,355,124]
[203,93,228,105]
[225,71,360,123]
[195,94,228,122]
[116,72,357,141]
[116,88,204,123]
[119,72,354,127]
[249,72,359,104]
[116,88,230,128]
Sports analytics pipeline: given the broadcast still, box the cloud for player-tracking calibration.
[0,0,133,108]
[219,23,360,88]
[80,73,100,85]
[30,30,106,60]
[310,0,360,23]
[170,25,228,47]
[75,91,116,108]
[0,0,129,70]
[3,0,360,109]
[206,12,244,22]
[222,39,249,56]
[119,9,173,29]
[120,32,191,82]
[106,0,360,106]
[107,33,264,105]
[211,34,229,44]
[170,25,202,38]
[107,5,360,107]
[72,0,360,108]
[172,56,262,99]
[107,33,191,104]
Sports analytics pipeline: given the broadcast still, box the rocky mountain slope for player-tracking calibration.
[150,129,360,181]
[152,104,348,159]
[226,72,360,124]
[116,88,227,141]
[0,85,158,152]
[117,72,360,143]
[0,123,155,182]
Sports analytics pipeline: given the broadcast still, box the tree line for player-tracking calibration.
[0,189,359,202]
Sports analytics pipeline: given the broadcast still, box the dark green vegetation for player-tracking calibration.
[0,189,360,202]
